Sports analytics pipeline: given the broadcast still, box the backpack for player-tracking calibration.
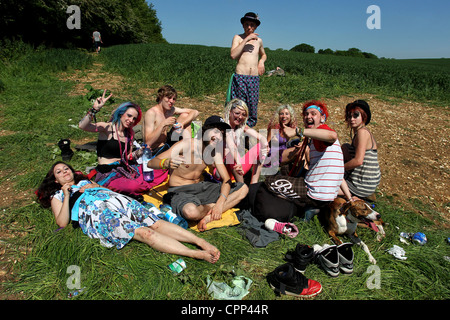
[248,182,297,222]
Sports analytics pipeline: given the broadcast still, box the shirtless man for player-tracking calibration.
[144,85,199,155]
[148,116,249,231]
[230,12,267,127]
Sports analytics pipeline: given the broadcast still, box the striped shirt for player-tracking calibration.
[345,132,381,198]
[305,125,344,202]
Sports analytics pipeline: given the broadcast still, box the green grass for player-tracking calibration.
[0,43,449,300]
[101,44,450,105]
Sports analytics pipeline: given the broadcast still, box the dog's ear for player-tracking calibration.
[342,203,352,215]
[342,199,360,215]
[330,197,346,212]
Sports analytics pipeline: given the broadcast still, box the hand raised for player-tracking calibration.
[93,89,113,111]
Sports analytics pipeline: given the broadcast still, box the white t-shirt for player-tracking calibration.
[93,31,101,42]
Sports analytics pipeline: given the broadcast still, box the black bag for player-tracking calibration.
[248,182,297,222]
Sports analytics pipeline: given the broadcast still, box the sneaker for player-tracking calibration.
[337,243,354,274]
[264,218,299,238]
[314,244,340,277]
[267,263,322,298]
[285,244,314,273]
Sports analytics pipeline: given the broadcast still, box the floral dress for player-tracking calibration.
[52,180,160,249]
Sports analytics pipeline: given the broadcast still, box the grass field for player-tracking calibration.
[0,42,449,301]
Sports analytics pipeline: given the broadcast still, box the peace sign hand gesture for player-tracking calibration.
[93,89,113,112]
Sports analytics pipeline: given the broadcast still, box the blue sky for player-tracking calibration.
[147,0,450,59]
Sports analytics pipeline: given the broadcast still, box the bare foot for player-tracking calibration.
[195,248,220,263]
[197,214,212,232]
[197,239,220,262]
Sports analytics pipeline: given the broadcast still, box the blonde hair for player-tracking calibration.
[268,104,297,130]
[224,98,249,147]
[224,98,248,125]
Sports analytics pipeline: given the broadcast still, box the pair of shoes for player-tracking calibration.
[264,218,299,238]
[267,263,322,298]
[284,244,314,273]
[313,243,354,277]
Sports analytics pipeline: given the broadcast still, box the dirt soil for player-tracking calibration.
[1,59,449,298]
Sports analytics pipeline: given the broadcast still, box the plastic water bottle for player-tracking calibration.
[142,144,154,182]
[159,204,188,229]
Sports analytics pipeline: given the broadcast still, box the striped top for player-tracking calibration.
[345,131,381,198]
[305,125,344,202]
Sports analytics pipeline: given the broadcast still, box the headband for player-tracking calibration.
[306,105,326,120]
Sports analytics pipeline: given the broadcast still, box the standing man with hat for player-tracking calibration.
[230,12,267,128]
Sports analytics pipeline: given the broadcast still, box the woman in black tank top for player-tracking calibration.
[78,90,168,197]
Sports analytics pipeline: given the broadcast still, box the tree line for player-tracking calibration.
[0,0,166,49]
[290,43,378,59]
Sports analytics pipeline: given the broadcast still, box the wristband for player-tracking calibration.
[220,193,227,200]
[159,158,168,170]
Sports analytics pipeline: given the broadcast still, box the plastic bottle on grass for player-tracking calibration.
[168,258,186,274]
[159,204,188,229]
[141,144,154,182]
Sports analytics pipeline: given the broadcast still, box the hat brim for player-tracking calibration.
[240,17,260,26]
[202,122,231,132]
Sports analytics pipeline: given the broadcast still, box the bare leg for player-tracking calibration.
[133,223,220,263]
[197,184,248,231]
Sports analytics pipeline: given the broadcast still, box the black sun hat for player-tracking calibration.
[346,100,372,125]
[240,12,261,26]
[202,115,231,132]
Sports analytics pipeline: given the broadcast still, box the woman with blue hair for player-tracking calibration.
[79,90,167,197]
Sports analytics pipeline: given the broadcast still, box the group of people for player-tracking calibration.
[36,12,381,266]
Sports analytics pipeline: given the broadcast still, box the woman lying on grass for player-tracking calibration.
[36,161,220,263]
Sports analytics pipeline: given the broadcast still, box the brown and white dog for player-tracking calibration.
[319,197,386,264]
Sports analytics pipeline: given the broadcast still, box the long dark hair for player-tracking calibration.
[36,161,86,208]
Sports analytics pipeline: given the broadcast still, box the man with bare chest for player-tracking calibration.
[230,12,267,127]
[148,116,248,231]
[144,85,199,156]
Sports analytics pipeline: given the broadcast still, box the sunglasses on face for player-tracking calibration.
[347,111,361,119]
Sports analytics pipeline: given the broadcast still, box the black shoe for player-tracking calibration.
[285,244,314,273]
[58,139,74,161]
[267,263,322,298]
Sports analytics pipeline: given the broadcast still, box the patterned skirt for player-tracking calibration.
[76,188,160,249]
